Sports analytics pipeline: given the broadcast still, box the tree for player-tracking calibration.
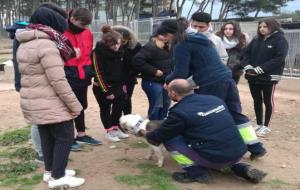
[176,0,187,17]
[235,0,294,18]
[187,0,210,18]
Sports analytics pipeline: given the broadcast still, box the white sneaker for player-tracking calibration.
[256,126,271,137]
[48,176,85,189]
[106,131,121,142]
[254,125,263,132]
[43,169,76,182]
[115,128,129,139]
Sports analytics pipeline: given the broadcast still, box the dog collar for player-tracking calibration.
[135,119,144,128]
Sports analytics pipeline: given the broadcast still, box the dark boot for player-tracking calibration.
[231,163,267,183]
[172,165,213,183]
[248,143,267,160]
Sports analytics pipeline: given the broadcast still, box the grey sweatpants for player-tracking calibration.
[31,124,43,157]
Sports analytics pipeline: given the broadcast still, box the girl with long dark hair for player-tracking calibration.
[216,21,250,83]
[242,18,288,136]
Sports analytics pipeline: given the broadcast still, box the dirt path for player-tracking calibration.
[0,81,299,190]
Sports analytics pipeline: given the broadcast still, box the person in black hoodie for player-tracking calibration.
[112,25,142,115]
[131,21,174,120]
[92,25,129,142]
[242,18,288,137]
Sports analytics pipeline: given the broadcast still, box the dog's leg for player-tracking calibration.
[152,145,164,167]
[145,147,154,160]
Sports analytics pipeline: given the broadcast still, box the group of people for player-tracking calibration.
[6,2,288,188]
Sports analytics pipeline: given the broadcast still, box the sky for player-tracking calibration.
[182,0,300,19]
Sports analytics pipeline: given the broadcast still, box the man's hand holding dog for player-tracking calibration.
[137,129,147,137]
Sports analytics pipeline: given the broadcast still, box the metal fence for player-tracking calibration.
[91,17,299,77]
[1,17,299,77]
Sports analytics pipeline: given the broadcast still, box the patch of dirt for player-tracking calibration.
[0,81,299,190]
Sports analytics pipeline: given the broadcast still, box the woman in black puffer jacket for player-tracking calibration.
[241,18,288,136]
[131,22,174,120]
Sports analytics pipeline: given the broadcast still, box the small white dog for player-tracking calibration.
[120,114,164,167]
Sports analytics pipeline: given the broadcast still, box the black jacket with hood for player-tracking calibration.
[131,37,173,84]
[241,31,288,84]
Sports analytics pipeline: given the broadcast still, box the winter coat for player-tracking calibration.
[146,94,247,163]
[165,33,232,86]
[64,28,94,89]
[131,38,173,84]
[16,29,83,125]
[112,25,142,84]
[226,47,244,79]
[241,31,289,84]
[92,42,125,97]
[202,31,228,64]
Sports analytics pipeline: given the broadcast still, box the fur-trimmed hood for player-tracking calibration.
[112,25,138,50]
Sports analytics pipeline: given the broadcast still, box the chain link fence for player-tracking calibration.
[1,17,299,77]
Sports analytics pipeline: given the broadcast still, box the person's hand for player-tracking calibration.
[74,48,81,58]
[106,94,115,100]
[71,112,81,117]
[245,69,258,77]
[136,129,147,137]
[155,70,163,77]
[163,83,168,90]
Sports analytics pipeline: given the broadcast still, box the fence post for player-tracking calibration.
[150,17,154,36]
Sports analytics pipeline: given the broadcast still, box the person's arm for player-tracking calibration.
[216,37,228,64]
[131,44,160,76]
[38,40,82,114]
[241,39,255,71]
[165,43,191,84]
[91,44,113,96]
[145,112,185,146]
[253,36,288,74]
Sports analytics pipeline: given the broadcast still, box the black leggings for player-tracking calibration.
[72,86,88,132]
[249,83,276,127]
[38,121,74,179]
[123,82,136,115]
[93,85,125,130]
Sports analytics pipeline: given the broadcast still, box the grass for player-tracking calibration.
[0,173,42,188]
[266,179,290,188]
[129,140,149,149]
[0,126,42,190]
[0,161,38,178]
[115,157,134,163]
[116,162,180,190]
[0,127,30,146]
[0,147,36,161]
[10,147,36,161]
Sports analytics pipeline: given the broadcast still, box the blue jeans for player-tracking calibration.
[141,80,170,120]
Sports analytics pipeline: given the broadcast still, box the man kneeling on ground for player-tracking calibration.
[137,79,267,183]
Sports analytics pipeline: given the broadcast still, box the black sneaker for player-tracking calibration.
[172,172,213,183]
[245,167,268,183]
[76,135,102,145]
[250,149,267,160]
